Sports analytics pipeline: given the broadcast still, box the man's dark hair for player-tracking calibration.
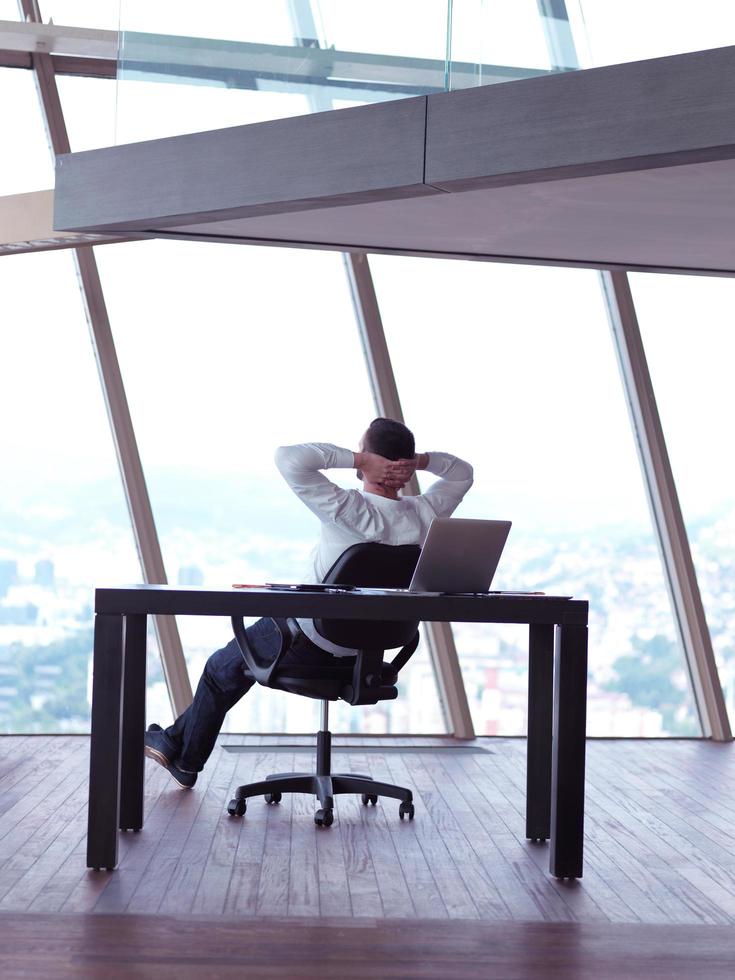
[364,417,415,461]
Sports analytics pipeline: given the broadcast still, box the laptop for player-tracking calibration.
[408,517,512,593]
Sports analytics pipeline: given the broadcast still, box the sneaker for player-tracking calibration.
[144,723,198,789]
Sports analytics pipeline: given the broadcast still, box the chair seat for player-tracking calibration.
[270,662,397,702]
[272,672,349,701]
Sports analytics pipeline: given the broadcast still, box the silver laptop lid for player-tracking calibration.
[409,518,512,593]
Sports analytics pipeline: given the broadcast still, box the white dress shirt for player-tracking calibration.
[274,443,474,656]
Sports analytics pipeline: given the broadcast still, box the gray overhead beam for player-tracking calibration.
[54,95,433,234]
[53,46,735,276]
[19,0,192,716]
[424,44,735,191]
[55,45,735,234]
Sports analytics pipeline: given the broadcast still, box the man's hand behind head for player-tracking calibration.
[357,452,417,490]
[384,457,418,489]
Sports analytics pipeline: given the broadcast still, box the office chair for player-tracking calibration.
[227,542,421,827]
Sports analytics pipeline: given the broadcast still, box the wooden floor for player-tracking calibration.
[1,735,735,925]
[1,912,734,979]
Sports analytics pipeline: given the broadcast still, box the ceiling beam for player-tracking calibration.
[52,46,735,276]
[0,19,117,59]
[0,189,135,255]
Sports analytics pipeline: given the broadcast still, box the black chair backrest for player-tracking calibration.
[314,542,421,650]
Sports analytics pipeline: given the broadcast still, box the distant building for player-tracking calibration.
[178,564,205,586]
[0,560,17,598]
[0,603,38,625]
[34,559,55,588]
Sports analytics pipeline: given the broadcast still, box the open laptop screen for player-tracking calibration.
[409,518,512,593]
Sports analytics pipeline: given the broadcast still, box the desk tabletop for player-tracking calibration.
[95,585,588,626]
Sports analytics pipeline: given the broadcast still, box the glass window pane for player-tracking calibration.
[0,68,54,195]
[631,272,735,725]
[115,76,309,145]
[114,1,451,142]
[61,74,294,154]
[118,1,294,40]
[371,255,699,736]
[0,249,141,733]
[115,1,326,144]
[57,74,117,152]
[93,239,445,734]
[450,0,553,79]
[116,0,309,143]
[316,1,447,61]
[42,2,121,31]
[573,1,735,67]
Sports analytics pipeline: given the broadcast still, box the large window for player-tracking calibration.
[92,238,445,733]
[57,70,447,735]
[631,272,735,723]
[0,249,141,733]
[371,255,699,735]
[42,2,120,30]
[0,68,54,195]
[570,0,735,67]
[2,4,730,739]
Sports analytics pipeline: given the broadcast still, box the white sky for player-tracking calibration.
[1,2,734,534]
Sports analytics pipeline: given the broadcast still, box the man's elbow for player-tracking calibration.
[274,445,292,473]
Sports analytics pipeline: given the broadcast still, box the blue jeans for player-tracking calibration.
[161,617,348,772]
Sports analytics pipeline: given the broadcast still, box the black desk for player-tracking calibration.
[88,586,589,878]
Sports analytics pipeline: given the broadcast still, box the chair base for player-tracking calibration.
[227,729,415,826]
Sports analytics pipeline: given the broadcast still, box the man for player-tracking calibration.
[144,418,473,787]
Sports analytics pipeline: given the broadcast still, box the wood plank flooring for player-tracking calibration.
[1,735,735,924]
[1,913,735,979]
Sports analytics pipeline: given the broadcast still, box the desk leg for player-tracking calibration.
[119,614,147,832]
[87,613,125,870]
[526,624,553,841]
[550,623,588,879]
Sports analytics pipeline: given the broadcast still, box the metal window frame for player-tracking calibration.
[602,272,731,740]
[0,17,553,90]
[19,0,192,715]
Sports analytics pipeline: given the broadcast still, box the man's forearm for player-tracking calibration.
[415,453,429,470]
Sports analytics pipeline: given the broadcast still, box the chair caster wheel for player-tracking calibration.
[264,792,282,804]
[228,798,247,817]
[315,808,334,827]
[361,793,378,806]
[399,801,415,821]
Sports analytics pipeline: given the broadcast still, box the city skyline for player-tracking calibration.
[3,464,728,738]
